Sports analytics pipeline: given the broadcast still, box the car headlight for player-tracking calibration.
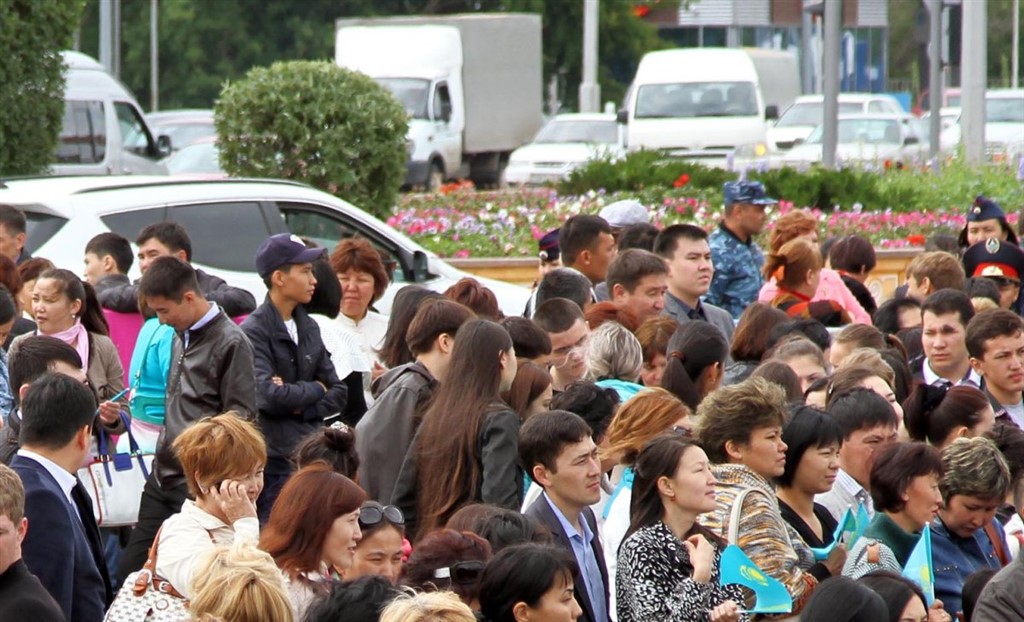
[734,142,770,158]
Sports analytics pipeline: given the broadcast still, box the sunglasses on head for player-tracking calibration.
[434,560,485,585]
[359,503,405,528]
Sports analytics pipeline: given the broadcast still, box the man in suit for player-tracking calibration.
[0,463,63,620]
[12,373,112,622]
[653,224,735,356]
[520,410,609,622]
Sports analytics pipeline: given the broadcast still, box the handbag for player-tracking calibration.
[77,412,155,527]
[104,526,190,622]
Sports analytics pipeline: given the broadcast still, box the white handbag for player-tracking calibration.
[78,413,155,527]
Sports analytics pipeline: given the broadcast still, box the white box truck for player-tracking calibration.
[336,14,543,189]
[617,47,800,165]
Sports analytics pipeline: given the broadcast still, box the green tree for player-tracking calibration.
[216,61,408,219]
[0,0,85,175]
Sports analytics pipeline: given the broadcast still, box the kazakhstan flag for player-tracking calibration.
[719,544,793,614]
[902,527,935,605]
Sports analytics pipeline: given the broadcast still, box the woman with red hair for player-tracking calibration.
[260,463,368,619]
[757,209,871,323]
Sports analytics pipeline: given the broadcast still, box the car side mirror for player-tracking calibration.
[904,135,920,146]
[616,109,629,124]
[412,250,429,282]
[793,138,804,146]
[765,105,779,120]
[157,135,173,158]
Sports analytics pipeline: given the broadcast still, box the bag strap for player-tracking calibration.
[983,520,1010,567]
[728,488,754,545]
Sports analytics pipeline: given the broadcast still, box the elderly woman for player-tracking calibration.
[330,237,391,370]
[155,412,267,598]
[586,321,644,403]
[758,209,870,323]
[697,377,843,614]
[260,463,368,618]
[843,442,944,578]
[930,437,1012,618]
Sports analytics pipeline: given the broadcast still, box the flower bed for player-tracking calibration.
[392,184,1021,258]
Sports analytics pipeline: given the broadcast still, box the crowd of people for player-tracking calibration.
[2,184,1024,622]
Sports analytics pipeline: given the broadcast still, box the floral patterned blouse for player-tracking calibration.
[616,520,750,622]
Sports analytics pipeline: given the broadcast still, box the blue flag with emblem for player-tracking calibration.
[810,503,870,560]
[719,544,793,614]
[902,527,935,605]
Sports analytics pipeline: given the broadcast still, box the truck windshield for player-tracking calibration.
[534,119,618,144]
[986,97,1024,123]
[776,102,864,127]
[376,78,430,120]
[635,82,759,119]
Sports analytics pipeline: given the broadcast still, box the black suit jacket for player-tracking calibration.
[525,495,609,622]
[12,455,111,622]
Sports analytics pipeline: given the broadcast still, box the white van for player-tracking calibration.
[53,51,169,176]
[618,48,800,163]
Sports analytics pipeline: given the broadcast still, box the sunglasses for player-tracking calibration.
[359,503,405,528]
[434,560,485,585]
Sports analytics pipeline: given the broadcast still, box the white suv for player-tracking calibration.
[0,176,529,315]
[767,94,906,151]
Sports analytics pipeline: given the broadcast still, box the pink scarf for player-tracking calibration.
[44,319,90,370]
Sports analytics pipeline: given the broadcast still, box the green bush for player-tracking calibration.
[215,61,408,219]
[0,0,83,176]
[561,151,1024,213]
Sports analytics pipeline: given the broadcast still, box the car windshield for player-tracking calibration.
[776,102,864,127]
[376,78,430,120]
[986,97,1024,123]
[805,118,903,145]
[166,142,222,174]
[533,119,617,144]
[634,82,758,119]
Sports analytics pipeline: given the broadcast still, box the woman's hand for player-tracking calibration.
[710,600,742,622]
[371,361,387,382]
[824,543,847,575]
[208,479,257,523]
[97,401,122,426]
[685,534,715,583]
[926,600,951,622]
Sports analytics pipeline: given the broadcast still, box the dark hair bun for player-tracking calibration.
[323,422,356,452]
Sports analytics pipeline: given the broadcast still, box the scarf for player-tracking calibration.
[44,319,90,371]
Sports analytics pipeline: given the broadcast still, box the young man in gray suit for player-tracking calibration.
[653,224,734,349]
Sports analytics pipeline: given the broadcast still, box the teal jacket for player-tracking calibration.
[128,318,175,426]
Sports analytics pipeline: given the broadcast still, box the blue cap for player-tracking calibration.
[724,181,777,206]
[255,233,326,278]
[968,195,1007,222]
[963,238,1024,282]
[538,228,560,263]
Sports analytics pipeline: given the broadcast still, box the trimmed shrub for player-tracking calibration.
[215,61,408,219]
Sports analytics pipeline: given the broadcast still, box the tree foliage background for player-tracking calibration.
[75,0,663,113]
[0,0,85,175]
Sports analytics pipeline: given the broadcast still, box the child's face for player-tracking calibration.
[82,252,109,285]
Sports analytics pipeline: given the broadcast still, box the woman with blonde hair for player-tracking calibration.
[189,543,294,622]
[765,239,851,327]
[155,412,267,598]
[758,209,870,323]
[599,388,692,613]
[586,321,644,403]
[380,590,479,622]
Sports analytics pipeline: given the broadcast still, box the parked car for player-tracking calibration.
[780,114,928,168]
[504,113,623,185]
[163,137,225,178]
[766,93,905,152]
[921,107,961,152]
[0,176,529,315]
[985,89,1024,163]
[145,109,216,151]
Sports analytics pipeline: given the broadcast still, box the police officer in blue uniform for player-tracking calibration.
[706,181,776,319]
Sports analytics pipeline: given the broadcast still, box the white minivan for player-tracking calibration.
[618,47,800,164]
[53,51,169,176]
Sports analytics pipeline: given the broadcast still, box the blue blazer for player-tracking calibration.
[12,455,109,622]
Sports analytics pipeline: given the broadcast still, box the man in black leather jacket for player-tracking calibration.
[97,221,256,318]
[118,256,256,576]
